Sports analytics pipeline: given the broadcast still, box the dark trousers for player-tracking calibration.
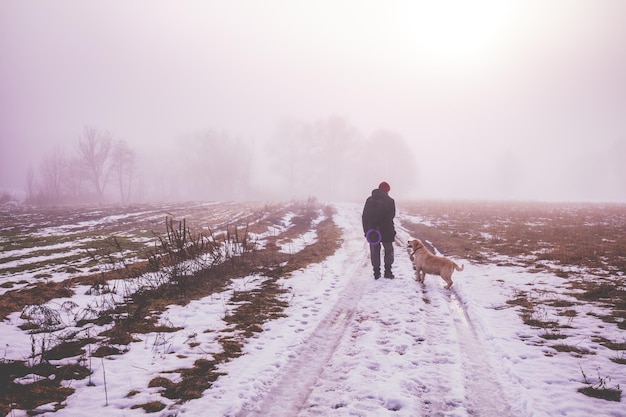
[370,241,394,270]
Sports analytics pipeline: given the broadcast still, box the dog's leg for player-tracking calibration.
[442,273,453,289]
[418,269,425,283]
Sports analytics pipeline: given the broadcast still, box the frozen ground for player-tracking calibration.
[2,203,625,416]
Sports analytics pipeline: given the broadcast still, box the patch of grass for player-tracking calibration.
[611,354,626,365]
[539,332,567,340]
[0,281,74,322]
[579,386,622,402]
[580,282,624,301]
[99,324,137,345]
[227,279,289,338]
[579,368,622,402]
[158,358,225,401]
[551,344,595,356]
[131,401,167,413]
[507,291,562,329]
[523,317,558,329]
[547,299,576,308]
[92,345,123,357]
[509,292,561,330]
[148,376,176,389]
[555,270,571,278]
[601,341,626,351]
[43,338,96,361]
[0,360,89,416]
[506,294,534,309]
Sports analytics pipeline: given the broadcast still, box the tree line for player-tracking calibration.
[25,116,418,205]
[25,127,136,205]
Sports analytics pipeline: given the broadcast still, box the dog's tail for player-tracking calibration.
[454,263,464,272]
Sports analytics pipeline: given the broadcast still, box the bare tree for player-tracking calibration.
[76,126,113,201]
[111,140,136,203]
[40,146,68,202]
[64,157,86,200]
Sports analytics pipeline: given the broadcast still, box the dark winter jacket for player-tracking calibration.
[362,188,396,243]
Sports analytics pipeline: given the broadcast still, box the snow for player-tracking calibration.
[2,203,626,417]
[276,211,324,254]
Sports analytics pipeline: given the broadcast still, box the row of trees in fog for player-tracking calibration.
[27,127,138,205]
[269,117,418,201]
[26,116,418,205]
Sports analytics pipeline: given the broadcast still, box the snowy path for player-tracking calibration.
[238,207,371,417]
[228,204,511,417]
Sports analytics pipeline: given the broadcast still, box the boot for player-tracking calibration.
[373,267,381,280]
[384,265,394,279]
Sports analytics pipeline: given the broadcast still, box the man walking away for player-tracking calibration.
[362,181,396,279]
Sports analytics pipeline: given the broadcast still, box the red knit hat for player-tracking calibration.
[378,181,390,192]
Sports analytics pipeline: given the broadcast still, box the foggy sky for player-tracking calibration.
[1,0,625,203]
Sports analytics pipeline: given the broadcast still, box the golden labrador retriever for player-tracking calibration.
[407,239,464,289]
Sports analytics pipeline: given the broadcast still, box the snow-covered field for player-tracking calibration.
[1,202,625,417]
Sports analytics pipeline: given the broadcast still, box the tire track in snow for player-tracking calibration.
[447,291,512,417]
[417,283,467,416]
[397,219,512,417]
[237,205,371,417]
[416,279,512,417]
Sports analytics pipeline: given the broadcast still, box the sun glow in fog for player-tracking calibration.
[393,1,520,67]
